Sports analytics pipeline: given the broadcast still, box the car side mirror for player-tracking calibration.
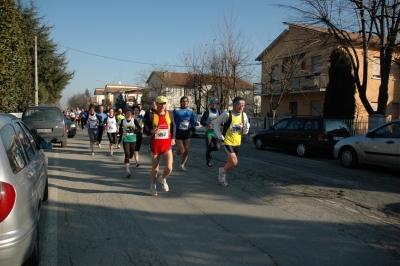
[40,142,53,149]
[366,132,373,138]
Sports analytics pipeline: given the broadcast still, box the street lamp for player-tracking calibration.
[97,79,106,88]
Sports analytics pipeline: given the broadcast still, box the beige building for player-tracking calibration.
[146,71,253,113]
[255,23,400,121]
[93,84,142,107]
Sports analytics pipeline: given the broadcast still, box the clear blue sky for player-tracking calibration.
[29,0,296,109]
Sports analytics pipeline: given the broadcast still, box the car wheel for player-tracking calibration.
[296,142,308,157]
[340,147,358,168]
[23,222,39,266]
[43,178,49,202]
[255,137,265,150]
[60,140,67,147]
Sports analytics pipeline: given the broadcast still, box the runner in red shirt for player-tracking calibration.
[144,96,176,196]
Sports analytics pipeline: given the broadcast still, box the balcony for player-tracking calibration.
[253,74,329,96]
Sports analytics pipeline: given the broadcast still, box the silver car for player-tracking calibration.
[0,114,50,266]
[333,119,400,168]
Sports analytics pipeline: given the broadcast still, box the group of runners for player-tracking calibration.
[84,95,250,196]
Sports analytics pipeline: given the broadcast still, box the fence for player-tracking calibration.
[243,117,371,142]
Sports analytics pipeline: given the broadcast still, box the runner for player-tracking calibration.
[96,106,108,148]
[119,109,141,178]
[104,108,118,156]
[86,106,101,155]
[172,96,195,172]
[116,108,125,149]
[132,106,144,167]
[80,109,87,131]
[213,96,250,186]
[200,98,222,168]
[144,96,176,196]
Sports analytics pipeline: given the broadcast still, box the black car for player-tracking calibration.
[22,106,68,147]
[252,116,351,157]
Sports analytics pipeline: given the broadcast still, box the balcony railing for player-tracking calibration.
[253,74,329,95]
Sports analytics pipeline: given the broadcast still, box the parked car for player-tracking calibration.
[22,106,68,147]
[192,114,205,138]
[333,119,400,168]
[64,115,77,138]
[252,116,351,157]
[0,114,51,266]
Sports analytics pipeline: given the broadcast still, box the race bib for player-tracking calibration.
[230,123,242,133]
[179,120,189,130]
[155,129,169,139]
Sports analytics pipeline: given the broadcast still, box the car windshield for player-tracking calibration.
[24,109,62,122]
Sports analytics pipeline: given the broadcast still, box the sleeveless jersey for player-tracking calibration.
[122,119,137,142]
[223,112,243,146]
[106,116,117,133]
[151,112,172,154]
[87,113,98,129]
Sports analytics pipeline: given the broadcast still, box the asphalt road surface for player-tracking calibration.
[39,130,400,265]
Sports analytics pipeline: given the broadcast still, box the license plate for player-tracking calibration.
[333,136,344,140]
[37,128,52,133]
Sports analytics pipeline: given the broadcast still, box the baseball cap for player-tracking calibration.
[209,98,218,104]
[156,95,168,103]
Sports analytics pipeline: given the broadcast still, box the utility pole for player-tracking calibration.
[34,36,38,105]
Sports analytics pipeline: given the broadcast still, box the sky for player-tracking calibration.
[28,0,297,109]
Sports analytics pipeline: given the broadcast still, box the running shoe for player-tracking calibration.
[98,143,102,148]
[218,167,226,183]
[117,144,121,149]
[126,172,131,178]
[91,152,94,156]
[221,179,229,187]
[136,163,140,167]
[150,184,157,196]
[158,175,169,192]
[206,162,212,168]
[179,165,187,172]
[110,153,113,156]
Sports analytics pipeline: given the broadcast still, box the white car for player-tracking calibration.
[333,119,400,168]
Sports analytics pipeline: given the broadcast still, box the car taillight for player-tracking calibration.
[318,133,324,142]
[0,182,16,223]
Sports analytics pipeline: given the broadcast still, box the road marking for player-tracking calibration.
[41,150,58,266]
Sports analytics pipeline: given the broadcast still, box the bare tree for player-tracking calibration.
[279,0,400,116]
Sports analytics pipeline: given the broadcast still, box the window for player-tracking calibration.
[1,124,26,173]
[372,58,380,78]
[312,56,322,74]
[273,65,279,82]
[287,118,304,130]
[14,123,35,161]
[375,122,400,138]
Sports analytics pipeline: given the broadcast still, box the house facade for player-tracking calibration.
[93,88,104,106]
[255,23,400,121]
[98,84,142,107]
[146,71,253,114]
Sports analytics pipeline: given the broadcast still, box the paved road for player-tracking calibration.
[39,130,400,265]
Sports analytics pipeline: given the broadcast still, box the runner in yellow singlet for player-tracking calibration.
[213,96,250,187]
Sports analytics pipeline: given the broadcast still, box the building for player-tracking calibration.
[93,88,104,106]
[255,22,400,121]
[146,71,253,113]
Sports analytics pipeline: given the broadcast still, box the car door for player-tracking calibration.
[265,119,289,147]
[281,118,305,149]
[359,121,400,166]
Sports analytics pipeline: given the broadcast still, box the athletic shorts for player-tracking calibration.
[175,130,191,140]
[150,138,171,155]
[223,145,240,155]
[88,128,98,142]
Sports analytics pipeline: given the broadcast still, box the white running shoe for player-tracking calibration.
[98,143,102,148]
[180,165,187,172]
[158,175,169,192]
[91,152,94,156]
[150,184,157,196]
[218,167,229,186]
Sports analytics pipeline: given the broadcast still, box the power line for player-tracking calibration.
[58,44,186,68]
[59,44,261,68]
